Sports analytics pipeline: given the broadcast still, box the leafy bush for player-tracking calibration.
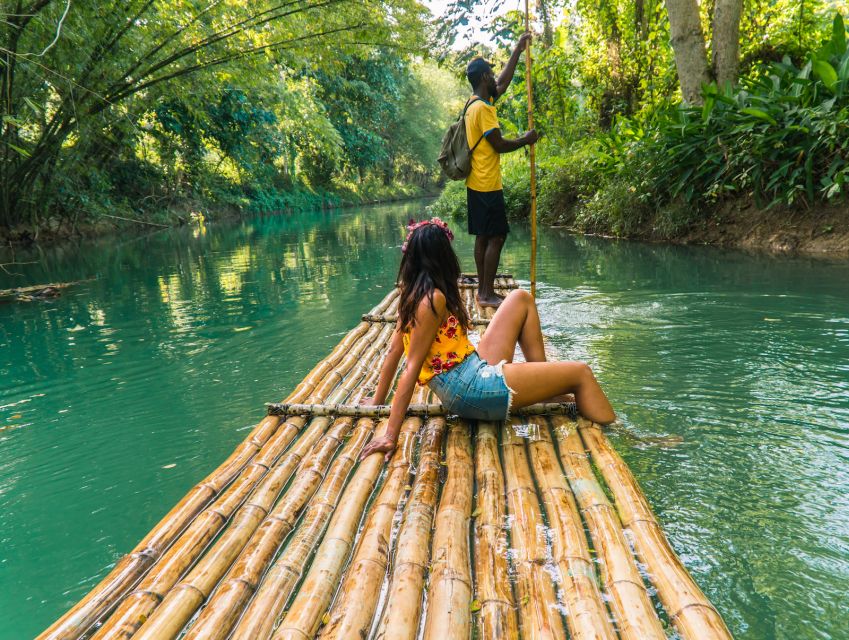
[635,14,849,209]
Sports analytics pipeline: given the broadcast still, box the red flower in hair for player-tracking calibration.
[401,217,454,252]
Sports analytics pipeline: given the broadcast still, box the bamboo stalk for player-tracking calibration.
[89,324,393,639]
[128,415,342,640]
[38,289,388,639]
[366,288,400,317]
[129,330,393,640]
[458,282,518,290]
[230,415,384,640]
[36,414,281,640]
[552,416,666,640]
[501,419,567,640]
[172,417,353,640]
[578,420,732,639]
[316,412,429,639]
[230,346,393,640]
[272,407,424,640]
[362,313,493,326]
[88,416,306,640]
[461,272,514,279]
[266,401,577,419]
[421,420,474,640]
[525,418,617,640]
[372,417,446,640]
[473,422,519,638]
[525,0,538,298]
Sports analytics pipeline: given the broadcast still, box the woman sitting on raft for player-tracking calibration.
[359,218,616,461]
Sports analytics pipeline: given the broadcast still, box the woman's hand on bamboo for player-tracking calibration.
[359,435,397,462]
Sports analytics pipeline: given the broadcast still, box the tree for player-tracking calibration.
[0,0,427,230]
[664,0,711,104]
[712,0,744,88]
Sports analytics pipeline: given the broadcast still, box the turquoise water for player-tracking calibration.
[1,202,847,639]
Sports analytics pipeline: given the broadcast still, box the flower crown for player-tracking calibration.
[401,217,454,252]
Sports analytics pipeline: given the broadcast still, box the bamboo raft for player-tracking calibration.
[39,276,733,640]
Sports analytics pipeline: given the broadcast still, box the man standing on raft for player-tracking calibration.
[464,33,539,308]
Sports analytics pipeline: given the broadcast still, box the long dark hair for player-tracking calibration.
[397,222,470,331]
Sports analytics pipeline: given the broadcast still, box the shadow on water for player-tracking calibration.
[1,202,848,639]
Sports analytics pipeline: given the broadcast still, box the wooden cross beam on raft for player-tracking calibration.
[461,272,513,279]
[362,314,493,325]
[457,282,518,290]
[265,401,578,419]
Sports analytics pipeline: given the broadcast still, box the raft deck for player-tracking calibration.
[39,276,732,640]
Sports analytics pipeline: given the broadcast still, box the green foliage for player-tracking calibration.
[431,5,849,240]
[0,0,437,232]
[641,13,849,208]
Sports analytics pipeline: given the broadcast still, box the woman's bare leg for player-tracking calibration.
[502,361,616,425]
[477,289,546,364]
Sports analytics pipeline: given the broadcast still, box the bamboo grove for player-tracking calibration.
[0,0,460,234]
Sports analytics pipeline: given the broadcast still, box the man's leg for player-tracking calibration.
[478,234,505,307]
[474,234,487,286]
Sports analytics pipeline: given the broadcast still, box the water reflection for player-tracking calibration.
[1,203,848,639]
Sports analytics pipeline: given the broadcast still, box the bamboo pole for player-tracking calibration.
[501,419,567,640]
[175,418,353,640]
[128,415,343,640]
[525,1,538,299]
[421,420,474,640]
[578,420,732,639]
[473,422,519,638]
[462,272,513,279]
[266,400,577,419]
[88,417,305,640]
[525,418,618,640]
[458,282,518,290]
[89,324,393,639]
[36,412,282,640]
[230,415,385,640]
[372,417,446,640]
[552,416,666,640]
[316,413,432,639]
[129,330,393,640]
[362,313,493,326]
[272,404,424,640]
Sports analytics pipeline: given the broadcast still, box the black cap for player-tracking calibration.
[466,57,493,85]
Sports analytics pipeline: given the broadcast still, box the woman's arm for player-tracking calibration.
[362,324,404,405]
[359,293,444,461]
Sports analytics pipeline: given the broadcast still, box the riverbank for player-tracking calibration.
[556,198,849,256]
[428,168,849,258]
[0,186,437,247]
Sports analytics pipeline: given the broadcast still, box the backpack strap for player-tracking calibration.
[463,97,486,154]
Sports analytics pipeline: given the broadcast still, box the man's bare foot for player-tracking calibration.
[476,293,503,308]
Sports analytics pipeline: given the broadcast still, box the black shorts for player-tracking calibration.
[467,188,509,237]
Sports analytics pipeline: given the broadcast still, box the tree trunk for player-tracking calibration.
[711,0,742,89]
[664,0,711,105]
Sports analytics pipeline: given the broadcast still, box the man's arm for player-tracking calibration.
[496,32,532,96]
[486,128,539,154]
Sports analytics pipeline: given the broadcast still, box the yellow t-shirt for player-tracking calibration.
[464,97,502,192]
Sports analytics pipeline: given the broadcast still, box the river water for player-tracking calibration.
[1,201,847,639]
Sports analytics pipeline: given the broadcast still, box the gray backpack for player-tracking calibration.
[437,98,484,180]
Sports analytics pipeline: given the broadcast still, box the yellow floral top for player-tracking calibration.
[402,314,476,385]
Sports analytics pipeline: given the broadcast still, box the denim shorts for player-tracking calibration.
[428,351,514,421]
